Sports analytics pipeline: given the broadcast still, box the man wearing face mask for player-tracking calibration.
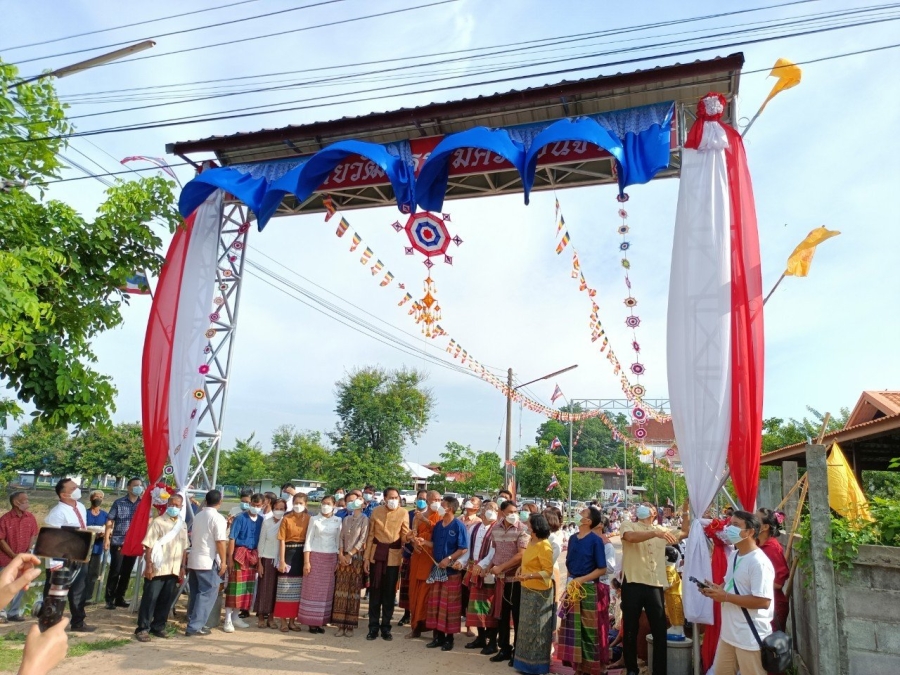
[364,488,410,641]
[424,496,469,651]
[361,485,378,518]
[486,500,530,663]
[460,500,498,653]
[228,488,254,522]
[406,489,443,638]
[223,493,264,632]
[398,489,429,628]
[0,491,40,622]
[458,497,481,638]
[135,495,189,642]
[103,477,145,611]
[700,511,774,675]
[619,501,690,675]
[44,478,94,631]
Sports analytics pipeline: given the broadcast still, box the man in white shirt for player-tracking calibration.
[701,510,775,675]
[43,478,94,632]
[185,490,227,636]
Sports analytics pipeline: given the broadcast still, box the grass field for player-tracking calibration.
[0,630,128,672]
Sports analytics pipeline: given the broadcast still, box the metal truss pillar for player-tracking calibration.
[188,199,251,490]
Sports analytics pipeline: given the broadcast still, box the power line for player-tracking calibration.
[13,0,458,71]
[3,0,265,52]
[52,0,826,100]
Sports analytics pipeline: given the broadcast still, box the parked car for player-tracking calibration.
[307,489,326,502]
[399,490,418,507]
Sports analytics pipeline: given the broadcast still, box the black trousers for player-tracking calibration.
[367,566,399,633]
[622,580,667,675]
[489,580,520,653]
[105,545,137,603]
[85,551,103,602]
[136,575,178,634]
[43,562,87,626]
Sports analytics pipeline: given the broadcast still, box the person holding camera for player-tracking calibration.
[103,477,145,610]
[0,491,39,623]
[135,494,190,643]
[185,490,228,636]
[43,479,94,633]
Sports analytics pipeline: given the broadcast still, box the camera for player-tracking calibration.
[31,527,92,632]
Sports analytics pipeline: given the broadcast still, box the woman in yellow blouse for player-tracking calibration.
[512,514,555,674]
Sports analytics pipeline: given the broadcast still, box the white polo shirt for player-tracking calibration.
[187,507,227,571]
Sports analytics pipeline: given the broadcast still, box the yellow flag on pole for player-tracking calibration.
[784,226,840,277]
[827,443,873,522]
[759,58,802,113]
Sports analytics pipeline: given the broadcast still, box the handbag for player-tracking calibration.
[731,555,793,673]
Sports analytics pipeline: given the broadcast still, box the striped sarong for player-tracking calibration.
[297,551,337,626]
[254,557,279,616]
[425,574,463,634]
[556,581,609,675]
[465,579,497,628]
[398,556,411,609]
[513,586,554,674]
[332,554,364,628]
[273,542,304,619]
[225,557,257,610]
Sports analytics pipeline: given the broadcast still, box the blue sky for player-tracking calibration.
[4,0,899,465]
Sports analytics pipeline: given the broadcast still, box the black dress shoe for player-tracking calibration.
[490,650,511,662]
[480,643,499,655]
[441,639,454,651]
[381,631,393,641]
[465,637,486,649]
[366,631,378,640]
[70,624,97,633]
[114,598,130,608]
[105,602,116,610]
[426,637,445,648]
[149,629,168,638]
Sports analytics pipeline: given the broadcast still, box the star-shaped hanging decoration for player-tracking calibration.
[452,235,463,246]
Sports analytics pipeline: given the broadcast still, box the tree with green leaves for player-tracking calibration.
[4,420,71,484]
[514,445,565,498]
[71,422,146,487]
[434,442,503,495]
[267,426,329,486]
[217,433,269,487]
[0,61,180,431]
[326,366,433,490]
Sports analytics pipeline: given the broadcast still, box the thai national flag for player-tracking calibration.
[122,274,151,295]
[549,437,563,451]
[546,474,559,492]
[550,384,564,404]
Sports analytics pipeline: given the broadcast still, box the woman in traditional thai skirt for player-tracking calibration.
[512,514,556,674]
[460,500,498,653]
[397,489,427,627]
[274,492,310,631]
[224,493,264,632]
[298,496,342,633]
[333,491,369,636]
[255,498,286,628]
[556,506,609,675]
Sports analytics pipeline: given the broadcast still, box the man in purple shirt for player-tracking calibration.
[485,500,529,663]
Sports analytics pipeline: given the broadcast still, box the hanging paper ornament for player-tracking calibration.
[198,365,210,375]
[232,241,244,250]
[630,363,645,376]
[214,297,225,306]
[209,312,220,322]
[391,220,403,232]
[631,384,646,397]
[203,346,211,354]
[404,212,452,257]
[229,255,237,262]
[617,225,630,235]
[193,389,206,400]
[632,407,647,421]
[624,297,638,308]
[238,223,251,234]
[620,259,630,269]
[219,283,228,291]
[634,427,647,439]
[412,276,442,338]
[625,316,641,328]
[444,255,453,265]
[452,235,463,246]
[205,329,217,338]
[632,340,641,352]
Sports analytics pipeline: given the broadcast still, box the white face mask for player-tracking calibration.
[273,510,285,519]
[363,493,373,502]
[292,504,306,513]
[70,488,82,501]
[505,513,519,525]
[484,510,498,522]
[437,506,446,517]
[320,505,334,516]
[428,501,440,512]
[464,501,475,510]
[386,499,399,510]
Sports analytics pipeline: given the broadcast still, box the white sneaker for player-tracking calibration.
[232,616,250,629]
[222,621,235,633]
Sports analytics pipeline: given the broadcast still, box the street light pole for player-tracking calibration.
[13,40,155,88]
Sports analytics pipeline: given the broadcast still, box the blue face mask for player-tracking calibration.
[636,506,651,520]
[132,485,144,496]
[241,502,251,511]
[416,499,427,510]
[166,507,180,518]
[519,511,530,522]
[724,525,746,545]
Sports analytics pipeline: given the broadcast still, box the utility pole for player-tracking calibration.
[568,411,574,518]
[505,368,513,491]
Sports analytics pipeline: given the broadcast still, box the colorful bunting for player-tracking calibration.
[323,195,336,222]
[555,232,570,254]
[371,260,384,276]
[349,232,362,252]
[335,217,350,238]
[360,247,373,264]
[399,293,412,306]
[380,271,394,287]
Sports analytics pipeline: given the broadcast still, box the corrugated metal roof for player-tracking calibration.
[761,412,900,465]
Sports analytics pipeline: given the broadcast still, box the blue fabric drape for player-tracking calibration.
[522,118,624,204]
[414,127,526,212]
[178,168,270,224]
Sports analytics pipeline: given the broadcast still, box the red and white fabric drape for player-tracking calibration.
[667,93,764,624]
[123,191,223,555]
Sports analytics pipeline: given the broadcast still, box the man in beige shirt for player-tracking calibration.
[619,502,689,675]
[135,495,190,643]
[363,488,410,641]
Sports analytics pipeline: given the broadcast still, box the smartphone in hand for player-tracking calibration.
[688,576,709,589]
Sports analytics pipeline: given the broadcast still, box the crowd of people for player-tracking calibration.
[0,477,793,675]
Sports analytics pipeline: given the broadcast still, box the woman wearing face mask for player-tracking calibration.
[756,507,789,632]
[405,489,442,639]
[297,496,342,633]
[333,490,369,637]
[255,499,285,628]
[519,503,538,531]
[223,493,265,633]
[513,513,555,674]
[398,489,428,628]
[84,491,108,605]
[273,493,311,631]
[557,506,609,675]
[461,500,499,653]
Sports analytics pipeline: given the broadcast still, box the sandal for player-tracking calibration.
[279,620,289,633]
[345,629,353,638]
[258,616,267,629]
[335,628,346,637]
[289,622,303,632]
